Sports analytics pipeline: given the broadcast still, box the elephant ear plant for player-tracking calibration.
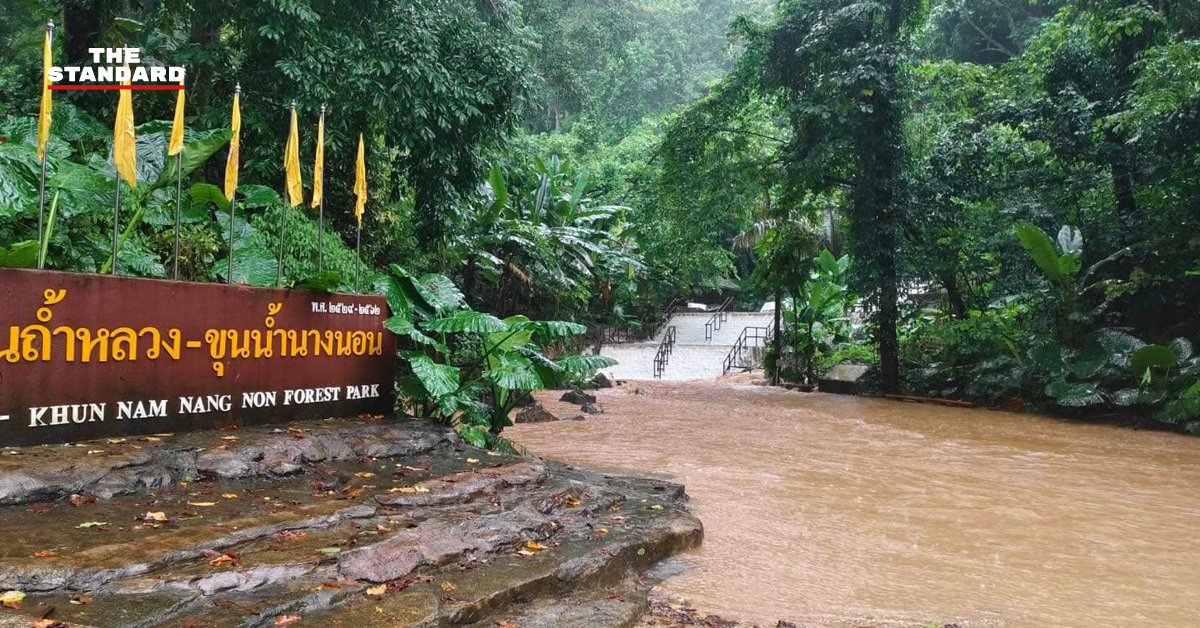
[380,264,615,450]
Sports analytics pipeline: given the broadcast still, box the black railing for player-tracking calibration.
[652,326,677,379]
[703,297,734,341]
[721,320,774,375]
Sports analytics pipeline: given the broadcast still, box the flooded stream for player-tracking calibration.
[509,380,1200,627]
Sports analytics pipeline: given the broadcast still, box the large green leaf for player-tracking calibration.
[384,315,445,352]
[483,353,543,391]
[1130,345,1179,380]
[409,354,460,397]
[488,162,508,218]
[556,354,618,375]
[153,127,233,189]
[1015,222,1062,283]
[190,183,230,212]
[416,273,466,313]
[423,310,508,334]
[0,142,40,219]
[0,240,39,268]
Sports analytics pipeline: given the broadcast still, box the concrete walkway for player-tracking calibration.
[598,311,772,381]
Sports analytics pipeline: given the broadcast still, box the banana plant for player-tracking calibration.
[1015,222,1129,343]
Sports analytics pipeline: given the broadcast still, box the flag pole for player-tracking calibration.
[173,153,183,279]
[317,103,326,273]
[228,83,240,284]
[276,100,295,287]
[111,179,121,275]
[36,20,55,269]
[355,222,362,292]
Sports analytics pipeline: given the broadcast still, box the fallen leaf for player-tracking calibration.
[353,472,375,478]
[595,527,609,535]
[496,622,520,628]
[274,615,301,626]
[515,548,536,557]
[365,584,387,596]
[106,438,127,444]
[466,458,479,464]
[274,530,308,542]
[221,435,239,441]
[524,541,548,551]
[222,493,239,499]
[76,521,107,529]
[208,554,236,567]
[187,502,217,507]
[486,451,503,457]
[388,485,430,494]
[69,593,93,605]
[69,494,96,507]
[33,550,57,558]
[138,436,162,443]
[0,590,24,608]
[144,511,169,522]
[440,581,457,592]
[316,547,341,555]
[33,620,67,628]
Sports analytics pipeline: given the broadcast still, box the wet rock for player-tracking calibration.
[591,373,614,389]
[565,415,587,421]
[581,402,603,415]
[0,417,701,628]
[515,403,559,423]
[560,389,597,405]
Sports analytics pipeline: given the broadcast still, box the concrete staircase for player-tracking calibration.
[597,310,773,382]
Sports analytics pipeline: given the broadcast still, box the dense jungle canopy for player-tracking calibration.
[0,0,1197,436]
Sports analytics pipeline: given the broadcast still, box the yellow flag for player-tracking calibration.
[36,25,52,162]
[113,69,137,188]
[283,105,302,207]
[311,112,324,207]
[223,91,240,201]
[354,134,367,225]
[167,79,186,156]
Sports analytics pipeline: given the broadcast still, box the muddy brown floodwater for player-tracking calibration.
[509,380,1200,628]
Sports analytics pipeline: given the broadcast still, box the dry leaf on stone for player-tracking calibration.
[32,620,67,628]
[354,472,375,478]
[32,550,56,558]
[440,581,457,592]
[274,615,301,626]
[208,554,236,567]
[0,590,24,608]
[365,584,387,596]
[222,493,239,499]
[466,458,479,464]
[70,593,93,605]
[187,502,217,507]
[76,521,107,529]
[69,494,96,507]
[496,621,520,628]
[144,511,169,522]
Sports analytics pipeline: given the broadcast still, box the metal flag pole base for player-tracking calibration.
[173,153,183,280]
[111,180,121,276]
[276,207,287,288]
[37,154,48,268]
[228,194,237,284]
[355,224,362,292]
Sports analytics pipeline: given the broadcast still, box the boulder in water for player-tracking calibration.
[515,402,559,423]
[581,402,603,415]
[591,373,614,389]
[560,389,597,405]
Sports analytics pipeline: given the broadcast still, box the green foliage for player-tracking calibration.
[381,265,615,444]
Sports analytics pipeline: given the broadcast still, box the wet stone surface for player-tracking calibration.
[0,416,701,627]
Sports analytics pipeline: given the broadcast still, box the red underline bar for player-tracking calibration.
[49,84,185,91]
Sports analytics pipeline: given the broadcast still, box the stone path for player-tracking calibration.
[0,417,701,627]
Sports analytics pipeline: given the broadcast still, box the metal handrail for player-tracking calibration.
[704,297,734,341]
[652,326,677,379]
[721,320,774,375]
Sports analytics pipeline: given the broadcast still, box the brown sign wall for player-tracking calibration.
[0,268,395,447]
